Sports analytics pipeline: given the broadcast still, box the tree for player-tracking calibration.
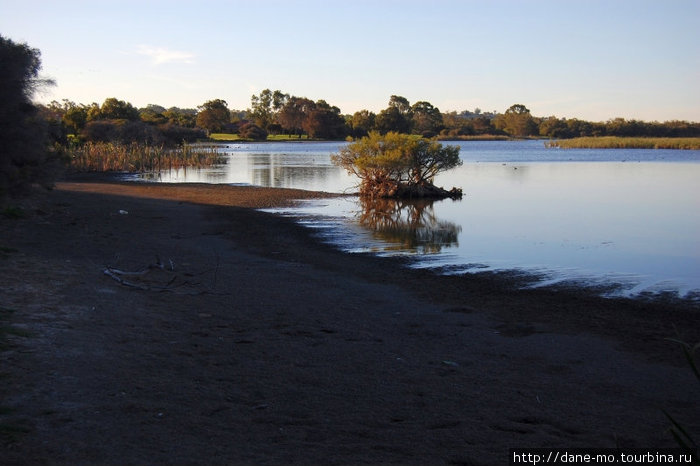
[411,101,443,137]
[350,110,376,137]
[375,95,412,134]
[99,97,140,120]
[196,99,231,133]
[303,100,347,139]
[249,89,288,130]
[163,107,197,127]
[85,103,102,122]
[0,35,58,195]
[63,104,88,135]
[331,132,462,199]
[493,104,537,137]
[139,104,168,125]
[376,106,411,134]
[278,96,315,137]
[539,116,571,139]
[388,95,412,116]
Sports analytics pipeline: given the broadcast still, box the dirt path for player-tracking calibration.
[1,182,698,465]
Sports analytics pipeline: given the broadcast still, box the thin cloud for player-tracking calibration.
[136,45,195,65]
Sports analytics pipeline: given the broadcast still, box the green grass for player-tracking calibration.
[546,136,700,150]
[209,133,313,142]
[209,133,242,141]
[267,134,311,141]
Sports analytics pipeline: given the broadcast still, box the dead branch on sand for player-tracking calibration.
[103,256,228,295]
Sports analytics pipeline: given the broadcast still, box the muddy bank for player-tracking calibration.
[1,181,698,465]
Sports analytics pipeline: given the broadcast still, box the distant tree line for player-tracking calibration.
[39,98,206,147]
[38,91,700,148]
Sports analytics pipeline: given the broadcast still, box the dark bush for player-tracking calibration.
[116,120,163,145]
[80,120,120,143]
[158,124,206,145]
[238,122,268,141]
[0,35,59,196]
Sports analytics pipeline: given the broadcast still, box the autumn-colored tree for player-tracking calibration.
[278,96,315,137]
[302,100,347,139]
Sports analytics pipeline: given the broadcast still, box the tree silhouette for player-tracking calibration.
[0,35,58,196]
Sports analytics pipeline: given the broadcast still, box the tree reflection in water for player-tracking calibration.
[356,197,462,254]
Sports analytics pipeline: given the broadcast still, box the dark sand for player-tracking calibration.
[1,180,698,465]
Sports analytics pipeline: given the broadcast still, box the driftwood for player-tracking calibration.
[103,256,226,295]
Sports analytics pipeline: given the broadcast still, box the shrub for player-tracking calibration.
[238,122,268,141]
[332,132,462,199]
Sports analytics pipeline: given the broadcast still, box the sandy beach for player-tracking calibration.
[1,180,698,465]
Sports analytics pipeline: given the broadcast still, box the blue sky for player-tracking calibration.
[2,0,698,121]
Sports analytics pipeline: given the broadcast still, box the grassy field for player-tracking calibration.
[546,136,700,150]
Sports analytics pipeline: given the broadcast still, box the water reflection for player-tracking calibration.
[356,197,461,254]
[248,153,344,190]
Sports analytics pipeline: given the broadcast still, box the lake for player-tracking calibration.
[134,140,700,299]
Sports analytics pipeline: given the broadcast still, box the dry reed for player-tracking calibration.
[546,137,700,150]
[69,142,225,172]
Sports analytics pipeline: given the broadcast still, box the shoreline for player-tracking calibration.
[1,179,698,464]
[60,175,700,306]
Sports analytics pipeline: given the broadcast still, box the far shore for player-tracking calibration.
[206,134,700,149]
[1,178,698,464]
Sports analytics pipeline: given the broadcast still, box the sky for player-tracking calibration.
[2,0,698,121]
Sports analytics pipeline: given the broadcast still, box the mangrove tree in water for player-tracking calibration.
[332,132,463,199]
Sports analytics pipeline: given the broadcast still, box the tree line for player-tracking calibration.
[40,90,700,146]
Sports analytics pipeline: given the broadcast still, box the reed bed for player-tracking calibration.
[546,137,700,150]
[69,142,226,172]
[437,134,511,141]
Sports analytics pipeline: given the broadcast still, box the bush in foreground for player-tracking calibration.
[0,35,59,197]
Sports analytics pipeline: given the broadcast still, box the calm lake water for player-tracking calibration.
[135,140,700,299]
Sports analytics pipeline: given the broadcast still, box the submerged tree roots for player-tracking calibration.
[359,176,463,200]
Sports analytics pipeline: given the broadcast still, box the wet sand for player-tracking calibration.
[1,180,698,465]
